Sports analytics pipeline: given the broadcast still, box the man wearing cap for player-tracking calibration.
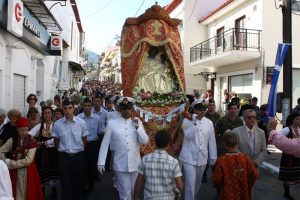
[215,101,243,156]
[179,99,217,200]
[52,100,89,200]
[107,95,121,120]
[77,98,103,194]
[97,97,149,200]
[0,117,43,200]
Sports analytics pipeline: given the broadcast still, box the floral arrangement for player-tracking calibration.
[132,88,186,106]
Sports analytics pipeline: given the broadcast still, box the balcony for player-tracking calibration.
[190,28,261,67]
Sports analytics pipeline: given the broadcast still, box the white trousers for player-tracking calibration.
[182,163,206,200]
[115,171,138,200]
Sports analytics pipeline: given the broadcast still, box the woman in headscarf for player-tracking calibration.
[29,106,59,197]
[0,117,43,200]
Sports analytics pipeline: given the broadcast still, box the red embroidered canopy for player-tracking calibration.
[120,3,186,96]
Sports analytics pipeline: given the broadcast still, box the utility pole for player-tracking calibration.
[282,0,292,125]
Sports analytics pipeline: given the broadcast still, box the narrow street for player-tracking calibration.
[45,146,300,200]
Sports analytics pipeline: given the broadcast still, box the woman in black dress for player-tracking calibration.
[29,106,59,197]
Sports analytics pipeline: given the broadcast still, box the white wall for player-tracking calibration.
[46,2,82,64]
[182,0,232,94]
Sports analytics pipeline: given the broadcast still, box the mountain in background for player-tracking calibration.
[85,49,100,70]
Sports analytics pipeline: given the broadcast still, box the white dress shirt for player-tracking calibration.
[179,117,217,166]
[52,116,89,153]
[77,113,102,141]
[98,117,149,172]
[246,126,255,153]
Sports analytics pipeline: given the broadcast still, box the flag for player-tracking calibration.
[264,43,290,124]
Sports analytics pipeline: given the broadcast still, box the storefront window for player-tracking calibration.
[229,73,253,102]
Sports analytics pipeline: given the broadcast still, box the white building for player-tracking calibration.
[0,0,63,111]
[0,0,85,111]
[45,0,86,94]
[99,46,121,84]
[168,0,300,112]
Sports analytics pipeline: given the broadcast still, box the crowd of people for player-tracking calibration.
[0,80,299,200]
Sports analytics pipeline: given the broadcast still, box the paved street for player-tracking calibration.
[45,145,300,200]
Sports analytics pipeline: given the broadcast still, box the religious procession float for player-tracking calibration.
[120,3,186,155]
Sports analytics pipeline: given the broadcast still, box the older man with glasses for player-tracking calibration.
[232,109,267,168]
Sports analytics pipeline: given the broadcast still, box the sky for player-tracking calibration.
[76,0,172,54]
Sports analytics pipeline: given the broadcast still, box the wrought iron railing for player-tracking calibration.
[190,28,261,62]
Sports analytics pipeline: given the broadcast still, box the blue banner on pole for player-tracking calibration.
[264,43,290,124]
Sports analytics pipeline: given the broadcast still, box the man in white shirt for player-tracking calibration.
[52,100,89,200]
[97,97,149,200]
[0,160,13,200]
[77,98,103,193]
[179,99,217,200]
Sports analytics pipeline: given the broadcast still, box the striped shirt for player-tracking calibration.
[137,150,182,200]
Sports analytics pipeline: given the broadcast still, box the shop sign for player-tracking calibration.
[23,17,41,37]
[50,36,62,50]
[7,0,23,37]
[58,81,70,91]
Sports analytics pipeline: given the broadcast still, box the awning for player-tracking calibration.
[22,0,63,33]
[69,61,84,71]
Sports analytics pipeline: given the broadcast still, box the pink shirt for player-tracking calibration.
[269,130,300,158]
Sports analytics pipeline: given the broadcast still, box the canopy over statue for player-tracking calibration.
[120,3,186,155]
[121,3,185,96]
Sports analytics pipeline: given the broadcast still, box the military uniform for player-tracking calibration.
[97,97,149,200]
[205,112,221,128]
[215,116,243,156]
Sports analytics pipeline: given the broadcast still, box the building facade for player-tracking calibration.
[168,0,300,112]
[0,0,63,111]
[45,0,86,94]
[99,46,121,84]
[0,0,85,111]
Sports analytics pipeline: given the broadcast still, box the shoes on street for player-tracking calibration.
[51,187,57,199]
[284,193,295,200]
[95,174,101,182]
[202,175,207,183]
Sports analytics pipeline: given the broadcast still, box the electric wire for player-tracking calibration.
[83,0,115,18]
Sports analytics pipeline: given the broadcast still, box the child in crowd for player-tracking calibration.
[212,131,258,200]
[134,130,184,200]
